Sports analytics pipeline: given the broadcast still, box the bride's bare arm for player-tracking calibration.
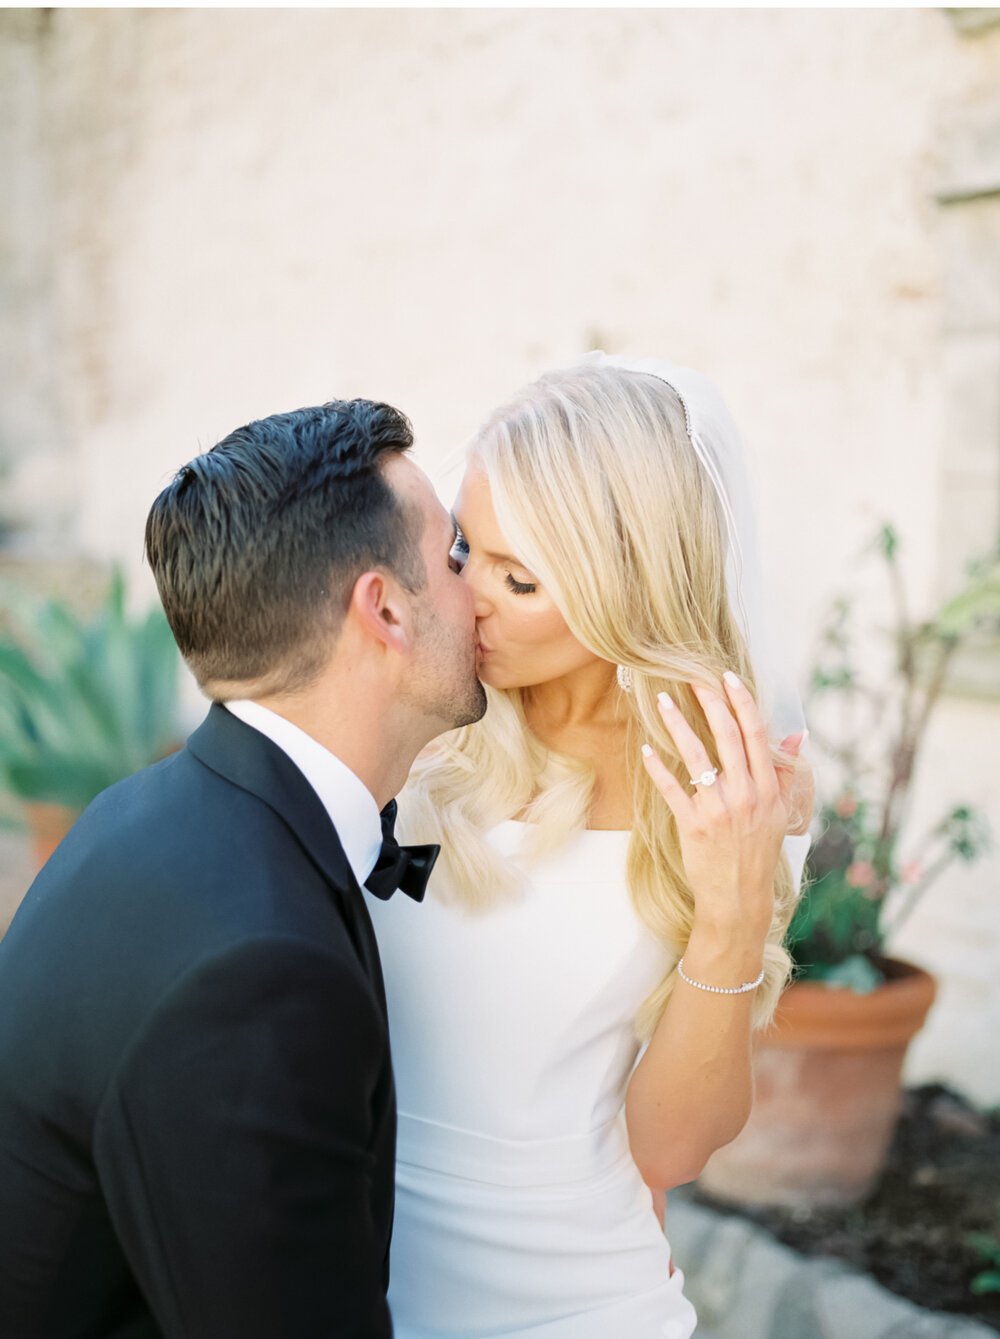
[624,674,804,1190]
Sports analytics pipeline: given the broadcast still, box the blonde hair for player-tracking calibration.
[403,364,796,1038]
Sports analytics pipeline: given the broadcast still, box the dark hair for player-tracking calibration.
[145,398,423,695]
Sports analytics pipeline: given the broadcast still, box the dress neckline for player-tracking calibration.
[497,819,631,836]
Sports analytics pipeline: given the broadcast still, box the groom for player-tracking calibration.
[0,399,485,1337]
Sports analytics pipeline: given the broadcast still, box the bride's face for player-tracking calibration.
[451,463,602,691]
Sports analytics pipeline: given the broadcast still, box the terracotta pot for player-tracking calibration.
[24,801,79,870]
[697,958,936,1208]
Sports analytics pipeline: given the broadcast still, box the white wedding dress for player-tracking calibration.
[366,823,808,1338]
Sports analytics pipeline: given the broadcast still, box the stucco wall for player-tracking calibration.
[2,8,999,1099]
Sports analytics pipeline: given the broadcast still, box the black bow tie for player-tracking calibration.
[364,799,440,902]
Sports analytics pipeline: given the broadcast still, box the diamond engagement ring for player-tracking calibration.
[690,767,719,788]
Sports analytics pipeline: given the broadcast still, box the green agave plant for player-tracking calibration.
[0,569,182,816]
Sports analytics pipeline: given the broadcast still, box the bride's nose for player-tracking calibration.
[460,562,492,618]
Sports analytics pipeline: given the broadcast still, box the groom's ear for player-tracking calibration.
[348,570,413,655]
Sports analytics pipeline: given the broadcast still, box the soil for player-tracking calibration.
[691,1084,1000,1332]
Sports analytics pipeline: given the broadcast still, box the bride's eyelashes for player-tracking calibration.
[504,574,537,595]
[451,518,537,594]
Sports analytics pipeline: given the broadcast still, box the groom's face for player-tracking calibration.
[382,455,486,732]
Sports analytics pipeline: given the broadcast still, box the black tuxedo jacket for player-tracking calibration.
[0,705,395,1338]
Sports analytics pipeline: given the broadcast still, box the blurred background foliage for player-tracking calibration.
[0,568,182,822]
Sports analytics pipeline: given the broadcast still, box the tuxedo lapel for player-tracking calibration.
[185,705,386,1000]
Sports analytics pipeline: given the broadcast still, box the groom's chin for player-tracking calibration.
[460,679,488,727]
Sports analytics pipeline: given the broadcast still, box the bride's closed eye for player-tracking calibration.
[505,574,537,595]
[451,518,537,594]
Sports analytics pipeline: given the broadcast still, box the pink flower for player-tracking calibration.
[835,792,858,818]
[900,860,923,886]
[846,861,874,889]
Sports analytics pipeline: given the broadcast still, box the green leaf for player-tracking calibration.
[940,805,991,862]
[934,563,1000,638]
[787,864,884,972]
[809,666,856,693]
[970,1271,1000,1295]
[0,572,182,811]
[872,523,899,561]
[815,955,884,993]
[965,1231,1000,1260]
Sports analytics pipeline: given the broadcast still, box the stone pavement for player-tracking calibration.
[667,1191,997,1339]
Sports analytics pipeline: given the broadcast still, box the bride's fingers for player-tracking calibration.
[640,742,690,821]
[722,672,778,796]
[776,732,806,813]
[654,693,719,798]
[691,684,752,794]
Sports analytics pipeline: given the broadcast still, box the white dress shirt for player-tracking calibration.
[223,699,383,887]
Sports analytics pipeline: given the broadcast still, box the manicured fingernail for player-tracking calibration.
[723,671,741,690]
[641,744,653,757]
[801,728,810,744]
[657,692,674,710]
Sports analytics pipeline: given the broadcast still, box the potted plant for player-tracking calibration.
[699,525,999,1208]
[0,569,183,869]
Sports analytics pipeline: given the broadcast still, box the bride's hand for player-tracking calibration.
[640,671,801,939]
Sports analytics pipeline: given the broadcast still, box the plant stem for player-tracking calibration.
[883,848,955,939]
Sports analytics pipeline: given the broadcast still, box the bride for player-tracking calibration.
[364,353,813,1337]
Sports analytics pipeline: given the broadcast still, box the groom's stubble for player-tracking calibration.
[405,593,487,733]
